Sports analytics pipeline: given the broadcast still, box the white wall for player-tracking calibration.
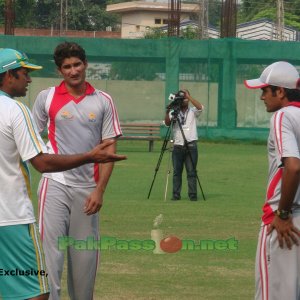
[121,11,191,38]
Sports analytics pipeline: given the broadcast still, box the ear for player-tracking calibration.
[6,70,13,79]
[57,67,63,77]
[5,70,15,83]
[277,87,286,99]
[0,71,15,92]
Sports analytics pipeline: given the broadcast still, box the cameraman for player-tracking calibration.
[164,90,204,201]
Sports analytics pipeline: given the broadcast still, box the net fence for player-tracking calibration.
[2,36,300,140]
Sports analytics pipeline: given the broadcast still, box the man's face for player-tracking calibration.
[181,98,189,109]
[260,86,284,112]
[10,68,31,98]
[58,57,87,88]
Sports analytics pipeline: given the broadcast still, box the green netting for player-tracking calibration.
[179,60,219,128]
[236,64,270,128]
[2,36,300,140]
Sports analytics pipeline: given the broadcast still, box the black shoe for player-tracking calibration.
[190,197,198,201]
[171,196,181,201]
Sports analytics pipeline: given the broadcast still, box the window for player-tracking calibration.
[163,19,168,24]
[155,19,161,24]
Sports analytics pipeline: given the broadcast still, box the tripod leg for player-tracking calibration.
[164,143,172,202]
[196,173,206,201]
[147,126,172,199]
[164,171,170,202]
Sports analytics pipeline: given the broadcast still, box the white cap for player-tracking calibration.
[244,61,300,89]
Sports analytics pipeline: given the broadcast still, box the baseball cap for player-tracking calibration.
[0,48,42,74]
[244,61,300,89]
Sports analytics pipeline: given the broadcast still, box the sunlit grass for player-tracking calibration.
[30,140,267,299]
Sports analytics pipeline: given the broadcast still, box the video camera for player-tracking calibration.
[166,90,186,111]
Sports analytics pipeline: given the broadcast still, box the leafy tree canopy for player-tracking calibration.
[1,0,120,31]
[238,0,300,30]
[144,26,200,40]
[2,0,300,35]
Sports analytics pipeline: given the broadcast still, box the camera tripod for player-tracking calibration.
[147,112,206,200]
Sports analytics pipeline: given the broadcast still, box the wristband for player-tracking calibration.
[274,209,292,220]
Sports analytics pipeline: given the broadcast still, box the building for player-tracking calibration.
[106,0,300,41]
[161,18,300,41]
[159,20,220,39]
[106,0,200,38]
[236,18,299,41]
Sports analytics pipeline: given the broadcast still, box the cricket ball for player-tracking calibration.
[160,235,182,253]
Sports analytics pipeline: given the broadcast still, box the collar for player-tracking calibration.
[56,81,95,96]
[286,101,300,108]
[180,108,189,115]
[0,90,11,98]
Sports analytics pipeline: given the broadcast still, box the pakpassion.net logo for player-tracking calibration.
[58,236,238,254]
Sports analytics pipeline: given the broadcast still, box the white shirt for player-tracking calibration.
[261,103,300,225]
[0,94,47,226]
[169,107,203,146]
[32,82,122,187]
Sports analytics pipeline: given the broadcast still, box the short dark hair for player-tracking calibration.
[0,68,20,87]
[269,85,300,102]
[53,42,86,68]
[284,88,300,101]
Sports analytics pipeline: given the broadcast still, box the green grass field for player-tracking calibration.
[30,140,268,300]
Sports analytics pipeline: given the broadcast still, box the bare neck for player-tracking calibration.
[181,106,189,113]
[65,82,86,98]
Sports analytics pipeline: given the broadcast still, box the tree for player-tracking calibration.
[35,0,60,29]
[144,26,199,40]
[208,0,222,28]
[14,0,36,27]
[239,0,300,31]
[0,0,120,31]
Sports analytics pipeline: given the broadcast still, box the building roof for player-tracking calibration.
[237,18,296,31]
[236,18,299,41]
[106,1,200,13]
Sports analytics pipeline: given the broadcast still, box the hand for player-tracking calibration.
[84,189,103,215]
[267,216,300,249]
[182,89,191,100]
[89,140,127,163]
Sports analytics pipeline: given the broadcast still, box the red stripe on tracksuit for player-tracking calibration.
[262,168,283,225]
[94,164,99,183]
[258,225,269,300]
[38,178,49,241]
[100,91,122,136]
[259,111,285,300]
[274,111,283,159]
[262,111,284,225]
[93,91,122,183]
[48,87,74,154]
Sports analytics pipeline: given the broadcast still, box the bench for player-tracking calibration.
[119,123,161,152]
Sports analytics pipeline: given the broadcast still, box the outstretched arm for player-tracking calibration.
[30,139,126,173]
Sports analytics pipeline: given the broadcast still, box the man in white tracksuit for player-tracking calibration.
[32,42,122,300]
[245,61,300,300]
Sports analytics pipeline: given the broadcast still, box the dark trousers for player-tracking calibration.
[172,141,198,200]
